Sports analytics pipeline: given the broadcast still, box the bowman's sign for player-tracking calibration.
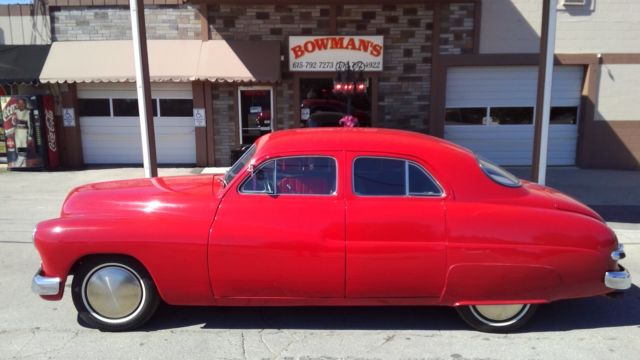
[289,36,384,72]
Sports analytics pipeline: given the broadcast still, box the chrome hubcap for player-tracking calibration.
[83,265,143,321]
[471,304,529,326]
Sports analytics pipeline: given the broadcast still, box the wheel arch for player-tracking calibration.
[68,253,168,303]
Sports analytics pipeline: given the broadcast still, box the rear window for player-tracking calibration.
[478,157,521,187]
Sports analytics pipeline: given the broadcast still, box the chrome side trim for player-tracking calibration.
[604,265,632,290]
[611,244,626,261]
[31,267,61,296]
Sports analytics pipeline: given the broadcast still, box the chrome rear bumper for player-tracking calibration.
[31,267,61,296]
[605,265,632,291]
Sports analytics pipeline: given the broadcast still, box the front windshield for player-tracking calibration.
[223,145,257,186]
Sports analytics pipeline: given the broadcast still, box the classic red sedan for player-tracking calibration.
[32,128,631,332]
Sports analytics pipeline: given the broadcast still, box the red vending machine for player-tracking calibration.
[1,95,59,170]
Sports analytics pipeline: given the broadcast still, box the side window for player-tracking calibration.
[408,163,442,195]
[240,156,337,195]
[353,157,442,196]
[239,160,276,194]
[353,158,405,195]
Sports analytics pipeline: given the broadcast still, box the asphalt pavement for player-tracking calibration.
[1,167,639,360]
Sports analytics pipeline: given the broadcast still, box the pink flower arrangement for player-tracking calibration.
[339,115,359,127]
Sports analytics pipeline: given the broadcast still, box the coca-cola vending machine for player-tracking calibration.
[1,95,59,170]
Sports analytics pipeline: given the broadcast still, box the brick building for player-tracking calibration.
[0,0,639,170]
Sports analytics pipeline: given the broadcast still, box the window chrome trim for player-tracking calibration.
[238,155,339,197]
[352,156,445,198]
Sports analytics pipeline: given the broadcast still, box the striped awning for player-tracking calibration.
[39,40,281,84]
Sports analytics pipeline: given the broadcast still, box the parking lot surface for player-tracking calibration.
[1,167,639,360]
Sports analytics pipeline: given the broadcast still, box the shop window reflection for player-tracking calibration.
[300,78,371,128]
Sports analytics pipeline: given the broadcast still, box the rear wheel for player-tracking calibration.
[71,256,160,331]
[456,304,537,333]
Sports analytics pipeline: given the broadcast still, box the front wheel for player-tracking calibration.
[71,256,160,331]
[456,304,538,333]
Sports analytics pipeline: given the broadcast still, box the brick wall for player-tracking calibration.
[51,5,201,41]
[439,3,475,55]
[208,5,332,131]
[212,85,237,166]
[337,4,433,132]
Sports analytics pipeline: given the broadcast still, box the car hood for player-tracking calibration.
[522,181,603,222]
[61,175,218,218]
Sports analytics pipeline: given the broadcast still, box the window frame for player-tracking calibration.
[351,156,444,198]
[238,86,274,144]
[238,155,339,197]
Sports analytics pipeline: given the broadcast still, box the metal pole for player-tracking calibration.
[130,0,158,178]
[531,0,557,185]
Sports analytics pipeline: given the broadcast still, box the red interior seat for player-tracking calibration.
[277,177,331,194]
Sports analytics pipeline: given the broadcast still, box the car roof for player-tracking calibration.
[250,127,529,201]
[255,127,472,158]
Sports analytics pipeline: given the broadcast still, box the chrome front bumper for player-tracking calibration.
[605,264,632,291]
[31,267,61,296]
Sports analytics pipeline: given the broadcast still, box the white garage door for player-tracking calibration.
[445,66,583,166]
[78,83,196,164]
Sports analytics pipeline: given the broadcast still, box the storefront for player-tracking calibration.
[3,1,636,170]
[38,39,280,166]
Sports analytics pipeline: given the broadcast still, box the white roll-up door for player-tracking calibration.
[445,66,583,166]
[78,83,196,165]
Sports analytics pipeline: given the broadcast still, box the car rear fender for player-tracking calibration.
[440,263,562,305]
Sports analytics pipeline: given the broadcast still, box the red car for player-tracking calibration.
[32,128,631,332]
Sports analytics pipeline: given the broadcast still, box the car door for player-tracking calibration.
[209,153,345,298]
[345,153,447,298]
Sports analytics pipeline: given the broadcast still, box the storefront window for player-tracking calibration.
[159,99,193,117]
[300,78,372,128]
[238,87,273,144]
[488,107,534,125]
[446,107,536,125]
[112,98,158,117]
[550,107,578,124]
[78,99,110,117]
[445,108,485,125]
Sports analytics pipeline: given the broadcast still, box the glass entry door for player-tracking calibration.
[299,78,372,127]
[238,87,273,144]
